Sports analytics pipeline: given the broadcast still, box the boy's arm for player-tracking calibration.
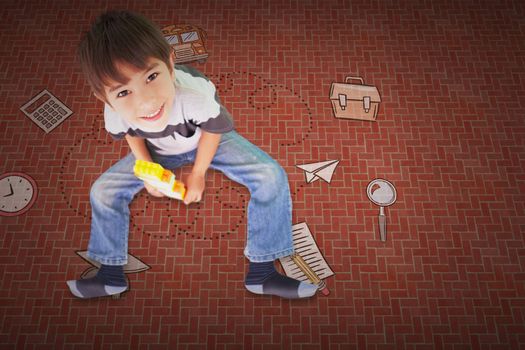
[184,130,222,204]
[192,130,222,176]
[125,134,153,162]
[125,134,164,197]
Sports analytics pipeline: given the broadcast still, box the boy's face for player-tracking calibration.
[99,54,176,133]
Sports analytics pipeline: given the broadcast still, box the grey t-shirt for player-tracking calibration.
[104,65,234,156]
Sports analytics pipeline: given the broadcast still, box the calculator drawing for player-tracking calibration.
[20,89,73,133]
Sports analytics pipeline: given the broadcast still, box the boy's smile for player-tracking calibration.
[100,55,176,132]
[140,103,165,122]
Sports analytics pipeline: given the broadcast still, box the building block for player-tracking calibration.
[133,160,186,200]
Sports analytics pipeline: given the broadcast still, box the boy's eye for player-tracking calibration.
[147,72,159,82]
[117,90,130,98]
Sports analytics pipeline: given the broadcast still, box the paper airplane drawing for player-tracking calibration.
[296,160,340,184]
[76,250,150,277]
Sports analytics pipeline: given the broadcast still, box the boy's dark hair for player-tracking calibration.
[78,10,172,103]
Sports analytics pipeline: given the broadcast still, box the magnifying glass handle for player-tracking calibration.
[378,214,387,241]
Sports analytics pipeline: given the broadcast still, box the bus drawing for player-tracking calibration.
[161,24,209,64]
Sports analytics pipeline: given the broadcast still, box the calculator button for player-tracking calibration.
[52,111,58,116]
[58,107,67,115]
[38,108,44,113]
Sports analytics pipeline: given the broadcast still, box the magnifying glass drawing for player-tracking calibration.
[366,178,397,242]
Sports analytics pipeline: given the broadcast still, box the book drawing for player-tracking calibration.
[279,222,334,285]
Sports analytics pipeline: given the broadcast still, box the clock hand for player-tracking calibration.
[3,183,14,197]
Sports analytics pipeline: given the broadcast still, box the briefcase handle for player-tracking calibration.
[345,76,365,85]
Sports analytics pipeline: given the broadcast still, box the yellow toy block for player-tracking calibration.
[133,160,186,200]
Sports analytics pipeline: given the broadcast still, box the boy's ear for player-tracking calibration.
[169,50,176,77]
[170,49,175,66]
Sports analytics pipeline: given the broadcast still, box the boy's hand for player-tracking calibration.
[183,172,205,205]
[144,182,165,198]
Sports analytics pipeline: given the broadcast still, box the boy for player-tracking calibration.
[67,10,317,299]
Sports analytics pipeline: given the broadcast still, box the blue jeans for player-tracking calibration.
[87,130,294,265]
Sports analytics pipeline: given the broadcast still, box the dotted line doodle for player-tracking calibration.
[59,121,98,220]
[61,117,248,240]
[290,183,306,200]
[62,71,315,239]
[209,71,315,146]
[129,185,246,240]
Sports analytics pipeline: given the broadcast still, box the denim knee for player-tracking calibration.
[251,161,289,203]
[89,176,117,208]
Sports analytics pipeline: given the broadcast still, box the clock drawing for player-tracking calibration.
[0,172,38,217]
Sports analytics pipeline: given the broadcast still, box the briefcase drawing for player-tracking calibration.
[330,76,381,121]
